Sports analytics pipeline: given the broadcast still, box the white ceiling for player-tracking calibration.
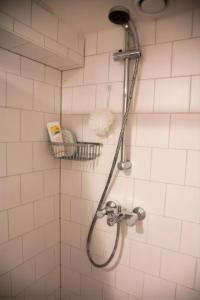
[42,0,200,34]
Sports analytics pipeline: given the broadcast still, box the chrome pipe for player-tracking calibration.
[117,20,141,171]
[87,58,140,268]
[128,20,140,51]
[117,26,132,170]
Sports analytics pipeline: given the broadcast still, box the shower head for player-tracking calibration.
[108,6,130,25]
[108,5,140,51]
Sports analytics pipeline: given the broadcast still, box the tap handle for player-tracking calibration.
[126,213,138,226]
[96,208,106,219]
[106,201,117,209]
[126,207,146,226]
[96,201,118,219]
[133,207,146,221]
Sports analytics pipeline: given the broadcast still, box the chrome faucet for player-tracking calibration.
[96,201,145,227]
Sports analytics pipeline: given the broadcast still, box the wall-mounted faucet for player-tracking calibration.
[96,201,146,226]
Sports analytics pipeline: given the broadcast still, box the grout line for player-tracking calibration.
[170,42,173,77]
[19,173,22,206]
[191,9,195,38]
[183,150,188,186]
[149,147,153,180]
[168,114,172,148]
[58,109,200,116]
[107,51,111,83]
[5,72,7,108]
[178,220,183,253]
[188,76,192,112]
[19,56,22,76]
[84,35,200,58]
[174,283,178,299]
[30,0,33,27]
[193,257,198,289]
[96,32,99,55]
[162,183,168,217]
[152,79,156,112]
[5,142,7,178]
[6,208,10,243]
[158,247,163,277]
[94,84,98,109]
[31,77,34,111]
[59,74,199,89]
[154,19,158,44]
[59,71,63,299]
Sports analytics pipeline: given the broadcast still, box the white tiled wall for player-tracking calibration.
[0,5,200,300]
[0,0,84,70]
[61,8,200,300]
[0,49,61,298]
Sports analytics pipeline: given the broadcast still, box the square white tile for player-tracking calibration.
[165,184,200,222]
[172,38,200,76]
[186,150,200,187]
[7,143,32,175]
[84,54,109,84]
[7,73,33,110]
[161,250,196,288]
[151,149,186,184]
[154,77,190,112]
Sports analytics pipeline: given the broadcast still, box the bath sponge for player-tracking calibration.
[88,108,115,137]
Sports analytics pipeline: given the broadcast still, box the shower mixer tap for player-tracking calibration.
[96,201,145,227]
[96,201,117,218]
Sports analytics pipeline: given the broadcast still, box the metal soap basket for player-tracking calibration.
[50,130,102,161]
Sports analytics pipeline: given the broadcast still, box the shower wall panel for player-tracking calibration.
[0,48,61,298]
[61,8,200,300]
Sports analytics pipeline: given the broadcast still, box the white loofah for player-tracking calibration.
[88,108,115,137]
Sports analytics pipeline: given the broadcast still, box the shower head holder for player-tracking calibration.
[113,49,141,61]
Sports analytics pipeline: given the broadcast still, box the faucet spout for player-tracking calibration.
[107,212,125,226]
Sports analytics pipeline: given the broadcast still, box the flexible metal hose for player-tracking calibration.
[86,56,140,268]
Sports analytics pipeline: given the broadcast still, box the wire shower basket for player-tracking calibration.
[50,141,103,161]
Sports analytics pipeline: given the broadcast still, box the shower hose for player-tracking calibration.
[86,57,140,268]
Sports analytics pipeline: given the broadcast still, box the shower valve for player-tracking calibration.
[96,201,145,227]
[96,201,118,219]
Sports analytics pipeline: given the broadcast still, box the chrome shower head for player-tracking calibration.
[108,5,140,51]
[108,6,130,25]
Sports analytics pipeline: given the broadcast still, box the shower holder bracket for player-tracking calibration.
[117,160,132,170]
[96,201,146,227]
[113,49,141,61]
